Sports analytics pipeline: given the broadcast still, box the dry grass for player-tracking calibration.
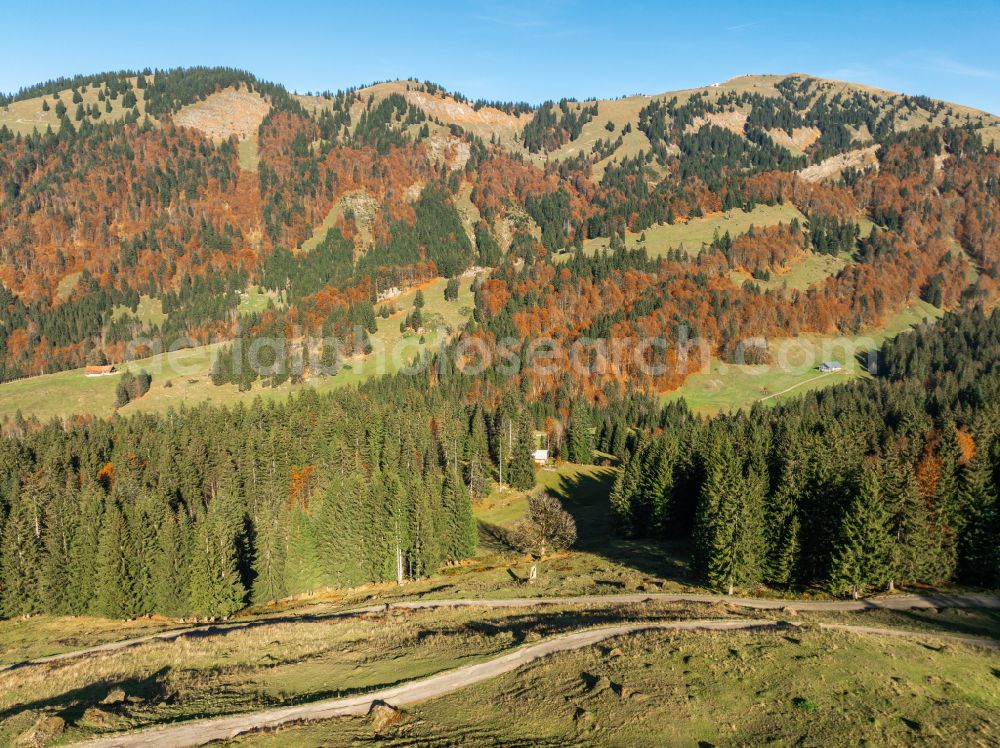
[298,189,379,254]
[769,125,821,154]
[0,617,176,668]
[729,250,852,292]
[111,295,167,326]
[0,78,150,137]
[0,601,760,744]
[580,203,806,257]
[799,144,880,182]
[238,625,1000,747]
[238,137,260,172]
[54,271,82,302]
[453,182,482,244]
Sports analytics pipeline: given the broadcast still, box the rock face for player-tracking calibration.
[16,715,65,747]
[368,700,403,732]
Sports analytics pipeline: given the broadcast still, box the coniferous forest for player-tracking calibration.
[0,386,480,618]
[611,307,1000,598]
[0,307,997,618]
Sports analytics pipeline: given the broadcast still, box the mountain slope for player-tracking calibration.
[0,67,998,404]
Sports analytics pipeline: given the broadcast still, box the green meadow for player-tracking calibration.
[0,277,476,423]
[664,299,944,415]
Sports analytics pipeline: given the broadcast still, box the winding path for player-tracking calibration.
[71,617,999,748]
[4,591,998,674]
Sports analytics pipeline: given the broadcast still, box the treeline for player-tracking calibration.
[610,307,1000,596]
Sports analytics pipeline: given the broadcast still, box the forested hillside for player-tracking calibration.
[610,307,1000,596]
[1,68,1000,615]
[1,68,998,388]
[0,387,479,618]
[0,305,996,618]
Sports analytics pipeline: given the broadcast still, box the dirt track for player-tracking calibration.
[71,616,999,748]
[4,591,997,674]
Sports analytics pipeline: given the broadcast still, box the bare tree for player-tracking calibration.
[510,494,577,581]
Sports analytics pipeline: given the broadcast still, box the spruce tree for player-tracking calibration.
[188,499,247,618]
[566,402,593,464]
[609,447,641,535]
[0,504,42,617]
[885,454,949,586]
[126,494,164,614]
[764,429,802,586]
[694,434,766,594]
[441,467,478,561]
[463,405,492,498]
[94,502,138,619]
[385,470,410,584]
[250,500,288,604]
[316,475,368,588]
[506,414,537,490]
[41,492,75,615]
[67,482,103,615]
[152,508,192,617]
[644,437,678,536]
[956,447,999,586]
[828,464,892,599]
[407,472,439,578]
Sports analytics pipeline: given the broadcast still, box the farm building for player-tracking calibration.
[85,364,117,377]
[532,449,549,465]
[818,361,844,373]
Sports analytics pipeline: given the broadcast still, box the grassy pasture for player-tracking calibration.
[453,182,482,244]
[0,79,148,137]
[581,204,806,258]
[111,295,167,327]
[297,207,342,254]
[541,95,653,177]
[237,137,259,172]
[54,272,82,302]
[0,345,222,422]
[0,277,476,423]
[236,286,282,316]
[460,460,698,601]
[663,299,943,416]
[298,190,378,255]
[729,250,852,292]
[241,624,1000,747]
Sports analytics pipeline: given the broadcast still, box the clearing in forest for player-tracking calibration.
[580,203,807,257]
[663,300,943,415]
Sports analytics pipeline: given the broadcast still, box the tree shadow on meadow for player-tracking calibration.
[0,666,171,725]
[540,466,698,588]
[875,606,1000,640]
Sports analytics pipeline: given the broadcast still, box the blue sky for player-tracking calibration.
[3,1,1000,113]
